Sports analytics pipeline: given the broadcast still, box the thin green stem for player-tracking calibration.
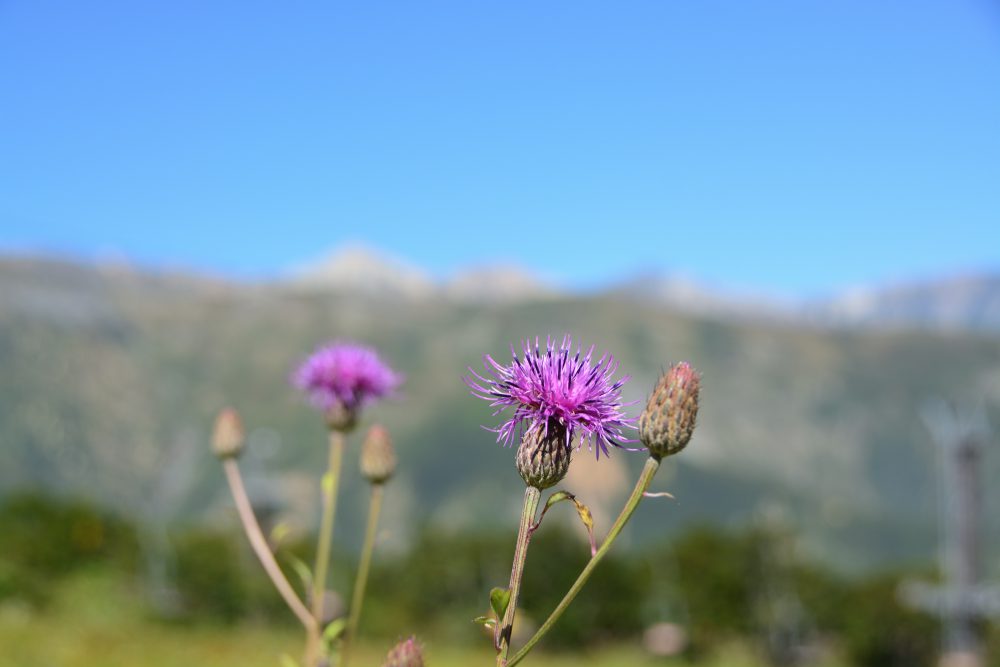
[222,460,319,657]
[341,483,385,667]
[507,456,661,666]
[308,430,345,665]
[497,486,541,667]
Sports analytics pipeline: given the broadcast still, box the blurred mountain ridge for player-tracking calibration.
[1,252,999,573]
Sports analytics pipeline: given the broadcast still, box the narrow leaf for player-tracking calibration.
[285,554,313,592]
[473,615,497,629]
[490,586,511,620]
[269,521,291,549]
[570,497,598,557]
[323,617,347,643]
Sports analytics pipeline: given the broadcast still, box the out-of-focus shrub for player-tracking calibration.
[0,492,139,604]
[839,571,938,667]
[171,529,248,622]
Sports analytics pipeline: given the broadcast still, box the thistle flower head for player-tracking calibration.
[211,407,245,460]
[382,636,424,667]
[466,335,636,459]
[639,362,700,459]
[292,341,401,430]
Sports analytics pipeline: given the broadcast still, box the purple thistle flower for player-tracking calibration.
[293,341,402,415]
[465,335,637,459]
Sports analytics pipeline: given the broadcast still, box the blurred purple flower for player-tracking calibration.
[293,341,402,413]
[466,335,636,458]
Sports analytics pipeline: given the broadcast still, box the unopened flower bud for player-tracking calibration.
[360,424,397,484]
[382,636,424,667]
[639,362,700,460]
[325,402,358,433]
[211,408,245,459]
[515,423,571,489]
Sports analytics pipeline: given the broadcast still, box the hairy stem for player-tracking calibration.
[309,430,345,665]
[341,483,385,667]
[497,486,541,667]
[222,459,317,635]
[507,456,661,666]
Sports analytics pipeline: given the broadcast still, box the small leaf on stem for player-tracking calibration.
[285,554,313,592]
[533,490,598,556]
[323,617,347,643]
[490,586,512,620]
[473,615,497,629]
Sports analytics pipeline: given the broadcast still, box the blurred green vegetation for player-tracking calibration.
[0,492,993,666]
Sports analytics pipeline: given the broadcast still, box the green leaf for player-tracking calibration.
[572,497,598,557]
[472,615,497,629]
[285,554,313,592]
[269,521,291,548]
[543,490,574,511]
[536,490,598,556]
[279,655,301,667]
[490,586,511,620]
[323,617,347,643]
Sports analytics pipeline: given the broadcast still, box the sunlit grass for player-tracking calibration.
[0,569,844,667]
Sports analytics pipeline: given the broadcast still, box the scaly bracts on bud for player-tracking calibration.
[466,335,635,460]
[639,362,700,460]
[292,341,402,432]
[382,636,424,667]
[361,424,397,484]
[515,423,571,489]
[211,407,245,460]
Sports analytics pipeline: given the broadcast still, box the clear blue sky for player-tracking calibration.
[1,1,998,295]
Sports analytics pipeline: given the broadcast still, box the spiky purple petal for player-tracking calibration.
[293,341,402,413]
[465,335,636,458]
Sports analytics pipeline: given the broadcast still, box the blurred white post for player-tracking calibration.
[903,400,999,667]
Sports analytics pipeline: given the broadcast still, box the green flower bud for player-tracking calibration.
[211,408,245,460]
[639,362,700,460]
[515,423,571,489]
[360,424,397,484]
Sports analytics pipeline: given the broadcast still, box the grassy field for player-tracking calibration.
[0,570,843,667]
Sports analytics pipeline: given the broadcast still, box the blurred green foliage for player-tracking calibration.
[0,492,992,666]
[0,492,138,604]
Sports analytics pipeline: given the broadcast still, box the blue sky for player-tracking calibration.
[1,1,998,296]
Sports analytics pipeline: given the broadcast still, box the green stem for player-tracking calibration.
[341,482,384,667]
[507,456,661,667]
[308,430,345,665]
[497,486,541,667]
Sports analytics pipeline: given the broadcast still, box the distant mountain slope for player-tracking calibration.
[1,255,999,573]
[806,274,1000,331]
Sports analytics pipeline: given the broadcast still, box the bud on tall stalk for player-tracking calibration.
[639,362,700,459]
[211,407,245,460]
[382,636,424,667]
[360,424,397,484]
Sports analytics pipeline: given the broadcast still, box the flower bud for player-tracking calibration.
[515,423,571,489]
[211,408,245,460]
[360,424,397,484]
[639,362,700,460]
[382,636,424,667]
[325,402,358,433]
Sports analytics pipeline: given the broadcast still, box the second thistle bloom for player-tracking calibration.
[292,341,402,431]
[466,336,635,460]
